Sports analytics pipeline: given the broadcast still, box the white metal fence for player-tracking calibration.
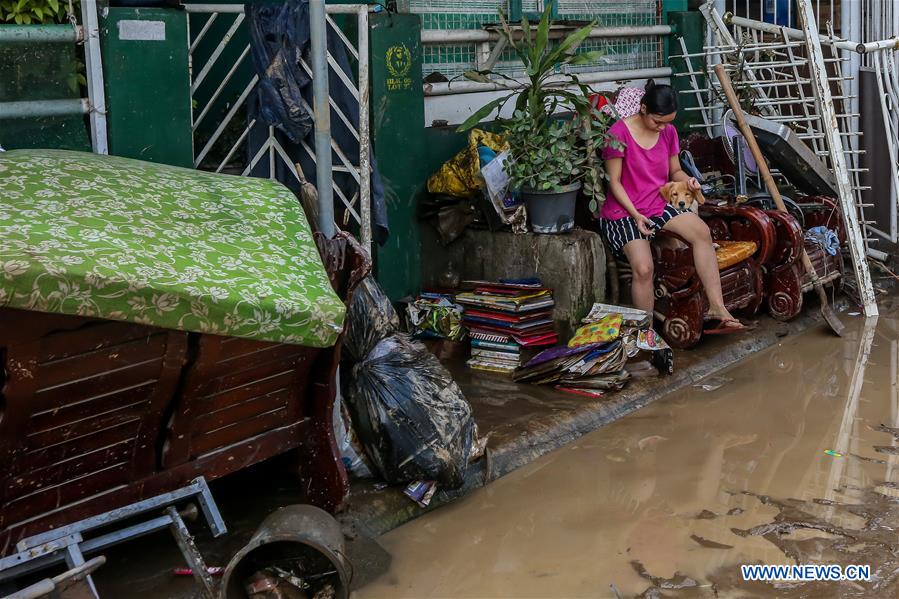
[676,1,886,316]
[184,3,374,248]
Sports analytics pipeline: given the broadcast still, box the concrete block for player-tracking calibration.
[421,228,607,336]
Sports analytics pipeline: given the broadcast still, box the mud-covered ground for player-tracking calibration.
[91,303,899,598]
[355,307,899,598]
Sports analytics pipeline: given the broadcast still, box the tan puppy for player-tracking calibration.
[660,181,706,213]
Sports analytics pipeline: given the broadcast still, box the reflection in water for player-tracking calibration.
[356,313,899,598]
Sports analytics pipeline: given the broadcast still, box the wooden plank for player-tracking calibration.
[195,388,292,435]
[29,382,157,433]
[39,322,158,362]
[215,343,309,374]
[26,409,141,452]
[33,359,162,412]
[0,420,313,547]
[5,441,134,497]
[36,335,167,390]
[191,407,290,457]
[201,370,296,412]
[199,353,309,396]
[15,420,140,476]
[214,336,279,359]
[2,463,132,527]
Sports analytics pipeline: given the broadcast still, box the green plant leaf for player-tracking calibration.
[456,93,512,132]
[533,1,552,74]
[539,20,597,74]
[565,50,605,66]
[499,11,528,67]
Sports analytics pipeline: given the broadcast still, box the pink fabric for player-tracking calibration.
[600,119,680,220]
[601,87,645,119]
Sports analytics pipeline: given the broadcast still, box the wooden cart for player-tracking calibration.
[0,150,371,557]
[0,233,368,556]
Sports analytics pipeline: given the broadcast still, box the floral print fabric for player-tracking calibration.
[0,149,345,347]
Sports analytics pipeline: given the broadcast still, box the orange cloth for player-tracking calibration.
[715,240,757,270]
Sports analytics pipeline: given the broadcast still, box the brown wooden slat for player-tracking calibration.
[15,420,141,476]
[30,382,157,433]
[215,343,308,374]
[213,336,279,359]
[191,408,290,457]
[201,370,296,412]
[36,335,167,390]
[33,359,162,410]
[0,419,313,546]
[39,322,158,362]
[195,388,292,435]
[26,409,142,452]
[2,463,132,527]
[199,353,308,396]
[6,441,134,497]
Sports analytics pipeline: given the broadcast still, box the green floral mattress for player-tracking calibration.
[0,149,345,347]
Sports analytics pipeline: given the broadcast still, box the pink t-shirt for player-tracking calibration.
[600,119,680,220]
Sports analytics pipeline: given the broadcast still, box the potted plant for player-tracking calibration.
[457,2,618,233]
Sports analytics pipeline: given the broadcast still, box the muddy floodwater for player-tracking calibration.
[355,309,899,598]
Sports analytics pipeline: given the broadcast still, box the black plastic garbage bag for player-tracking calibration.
[343,276,401,362]
[346,335,476,489]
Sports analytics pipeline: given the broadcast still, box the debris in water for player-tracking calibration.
[404,480,438,508]
[874,485,899,499]
[824,449,844,457]
[690,534,734,550]
[870,423,899,439]
[630,561,699,590]
[313,584,336,599]
[637,435,668,451]
[873,445,899,456]
[727,507,745,516]
[695,509,719,520]
[173,566,224,576]
[848,452,887,465]
[848,312,861,316]
[693,376,732,392]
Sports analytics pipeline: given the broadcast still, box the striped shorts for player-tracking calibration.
[599,205,684,258]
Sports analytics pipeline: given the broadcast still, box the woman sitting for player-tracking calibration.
[598,81,747,331]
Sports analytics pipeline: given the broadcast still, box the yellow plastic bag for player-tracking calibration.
[427,129,509,197]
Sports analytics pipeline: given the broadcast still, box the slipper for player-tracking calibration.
[703,317,757,335]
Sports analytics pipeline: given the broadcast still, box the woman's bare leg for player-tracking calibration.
[663,213,741,326]
[623,239,655,313]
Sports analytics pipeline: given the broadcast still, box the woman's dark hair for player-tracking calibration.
[641,79,678,115]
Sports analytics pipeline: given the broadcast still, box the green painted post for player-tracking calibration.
[666,8,705,134]
[101,7,194,167]
[661,0,688,60]
[370,12,425,300]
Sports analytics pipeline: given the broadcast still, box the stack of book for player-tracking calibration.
[455,280,558,374]
[512,340,630,397]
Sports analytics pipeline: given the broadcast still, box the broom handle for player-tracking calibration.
[713,65,827,295]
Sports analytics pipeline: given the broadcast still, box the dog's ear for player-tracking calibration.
[692,187,706,205]
[660,182,675,201]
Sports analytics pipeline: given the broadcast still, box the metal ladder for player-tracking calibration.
[0,478,226,599]
[671,1,880,317]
